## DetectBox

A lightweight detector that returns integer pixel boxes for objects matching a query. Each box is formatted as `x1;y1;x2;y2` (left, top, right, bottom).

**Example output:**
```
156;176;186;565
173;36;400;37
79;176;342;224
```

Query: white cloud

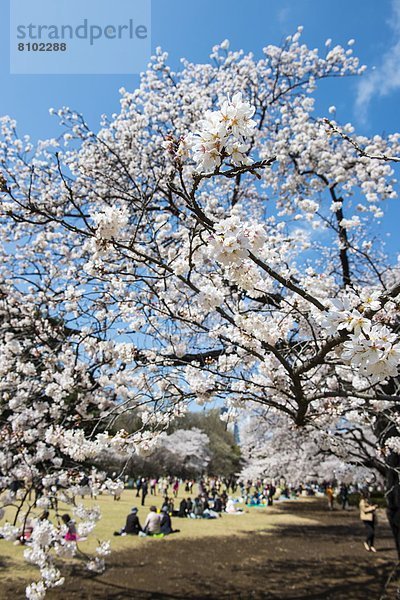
277;6;290;25
355;0;400;122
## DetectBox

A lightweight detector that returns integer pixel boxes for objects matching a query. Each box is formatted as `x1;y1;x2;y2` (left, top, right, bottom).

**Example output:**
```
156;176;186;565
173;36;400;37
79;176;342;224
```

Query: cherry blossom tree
1;28;400;594
239;405;382;485
156;427;211;475
97;426;211;477
0;283;129;596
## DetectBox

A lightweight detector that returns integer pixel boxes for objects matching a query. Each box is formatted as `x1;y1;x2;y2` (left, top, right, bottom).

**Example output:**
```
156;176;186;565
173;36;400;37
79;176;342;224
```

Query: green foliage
347;491;386;508
98;408;243;478
109;411;143;435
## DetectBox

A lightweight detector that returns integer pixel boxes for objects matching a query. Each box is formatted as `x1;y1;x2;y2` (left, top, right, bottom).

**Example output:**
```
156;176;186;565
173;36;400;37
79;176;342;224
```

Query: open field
1;492;399;599
0;487;308;579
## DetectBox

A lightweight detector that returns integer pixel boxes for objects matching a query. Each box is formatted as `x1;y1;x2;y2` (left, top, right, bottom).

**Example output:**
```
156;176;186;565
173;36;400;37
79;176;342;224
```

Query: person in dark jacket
160;507;179;534
213;496;223;513
141;478;148;506
268;484;276;506
125;508;142;534
178;498;188;517
339;484;349;510
192;496;204;518
114;507;142;536
221;490;228;509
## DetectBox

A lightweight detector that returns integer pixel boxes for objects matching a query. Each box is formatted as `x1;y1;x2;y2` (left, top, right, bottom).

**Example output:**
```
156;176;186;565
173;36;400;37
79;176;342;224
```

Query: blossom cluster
342;325;400;382
322;293;400;382
184;92;257;172
207;215;267;265
91;205;129;241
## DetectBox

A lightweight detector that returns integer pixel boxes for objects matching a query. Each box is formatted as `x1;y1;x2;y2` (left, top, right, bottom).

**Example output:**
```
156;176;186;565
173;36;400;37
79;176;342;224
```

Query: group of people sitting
178;495;221;519
115;505;178;537
177;494;243;517
246;487;277;507
151;492;232;519
115;491;245;537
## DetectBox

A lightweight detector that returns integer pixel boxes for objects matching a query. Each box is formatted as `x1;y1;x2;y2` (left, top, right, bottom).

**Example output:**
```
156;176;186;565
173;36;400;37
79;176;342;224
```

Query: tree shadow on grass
6;500;398;600
46;518;398;600
49;555;397;600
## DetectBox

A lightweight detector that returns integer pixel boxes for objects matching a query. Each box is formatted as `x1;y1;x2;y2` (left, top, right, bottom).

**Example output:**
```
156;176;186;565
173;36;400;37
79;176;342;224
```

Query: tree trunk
385;450;400;558
374;405;400;559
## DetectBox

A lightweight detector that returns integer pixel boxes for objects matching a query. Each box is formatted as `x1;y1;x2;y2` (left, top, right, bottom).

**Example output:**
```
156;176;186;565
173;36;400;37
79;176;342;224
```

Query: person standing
141;478;148;506
162;477;169;496
326;485;334;510
268;483;276;506
359;489;378;552
339;483;349;510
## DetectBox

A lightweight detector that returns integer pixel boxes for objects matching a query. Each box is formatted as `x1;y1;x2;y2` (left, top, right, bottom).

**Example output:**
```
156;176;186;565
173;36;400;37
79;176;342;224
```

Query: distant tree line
95;409;243;478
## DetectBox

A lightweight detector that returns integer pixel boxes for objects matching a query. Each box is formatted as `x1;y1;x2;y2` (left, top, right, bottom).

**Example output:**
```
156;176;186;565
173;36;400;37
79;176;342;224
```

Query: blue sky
0;0;399;251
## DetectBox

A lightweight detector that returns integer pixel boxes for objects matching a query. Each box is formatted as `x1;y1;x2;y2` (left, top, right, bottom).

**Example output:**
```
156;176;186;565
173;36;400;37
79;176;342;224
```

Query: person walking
359;489;378;552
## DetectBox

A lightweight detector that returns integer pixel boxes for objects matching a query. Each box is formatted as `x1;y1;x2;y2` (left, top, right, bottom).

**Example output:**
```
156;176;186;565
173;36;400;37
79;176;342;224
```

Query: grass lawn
0;486;309;588
2;493;397;599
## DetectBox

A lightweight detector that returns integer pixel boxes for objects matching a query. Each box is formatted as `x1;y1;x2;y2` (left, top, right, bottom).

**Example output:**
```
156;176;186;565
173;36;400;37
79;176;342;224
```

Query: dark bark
385;449;400;557
374;405;400;558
